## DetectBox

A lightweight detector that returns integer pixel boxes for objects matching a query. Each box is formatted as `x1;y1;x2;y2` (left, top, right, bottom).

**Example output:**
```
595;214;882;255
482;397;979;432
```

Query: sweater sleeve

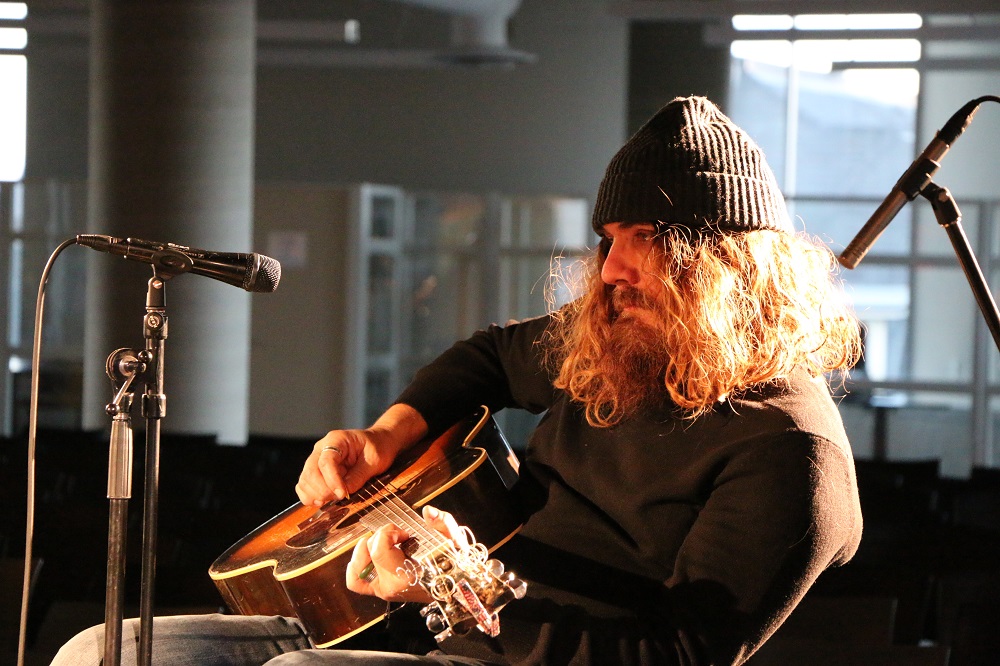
470;433;862;665
661;434;863;664
394;314;558;436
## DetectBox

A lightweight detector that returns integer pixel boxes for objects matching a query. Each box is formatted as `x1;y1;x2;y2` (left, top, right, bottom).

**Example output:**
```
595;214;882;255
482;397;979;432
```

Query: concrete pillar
82;0;257;443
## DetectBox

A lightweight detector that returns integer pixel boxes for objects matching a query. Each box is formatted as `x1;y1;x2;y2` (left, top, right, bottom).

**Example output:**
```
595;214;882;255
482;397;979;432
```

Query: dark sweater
396;314;863;665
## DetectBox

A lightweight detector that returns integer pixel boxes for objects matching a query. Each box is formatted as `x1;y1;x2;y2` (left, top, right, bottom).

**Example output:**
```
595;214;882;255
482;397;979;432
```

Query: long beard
596;287;671;415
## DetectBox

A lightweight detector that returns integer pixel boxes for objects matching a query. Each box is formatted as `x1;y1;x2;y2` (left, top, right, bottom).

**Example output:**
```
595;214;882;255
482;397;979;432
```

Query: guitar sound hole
287;506;356;549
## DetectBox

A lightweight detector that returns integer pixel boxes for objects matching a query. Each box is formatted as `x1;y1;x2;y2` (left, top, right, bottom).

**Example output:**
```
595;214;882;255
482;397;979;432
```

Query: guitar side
208;408;523;647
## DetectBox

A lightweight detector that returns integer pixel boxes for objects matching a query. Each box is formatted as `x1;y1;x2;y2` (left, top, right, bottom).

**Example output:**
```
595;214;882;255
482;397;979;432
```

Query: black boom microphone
76;234;281;293
838;97;987;270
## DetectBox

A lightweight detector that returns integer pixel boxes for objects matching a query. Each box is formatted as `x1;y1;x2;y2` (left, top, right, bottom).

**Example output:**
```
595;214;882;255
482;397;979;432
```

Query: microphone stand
103;354;137;666
139;273;168;666
921;182;1000;354
102;268;172;666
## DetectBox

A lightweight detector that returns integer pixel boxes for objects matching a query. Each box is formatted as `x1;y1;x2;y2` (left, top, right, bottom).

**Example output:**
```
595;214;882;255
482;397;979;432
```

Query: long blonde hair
545;228;863;427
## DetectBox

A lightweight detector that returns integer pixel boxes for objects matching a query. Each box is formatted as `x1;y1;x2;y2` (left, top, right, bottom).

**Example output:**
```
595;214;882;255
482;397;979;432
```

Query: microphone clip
896;156;940;203
149;248;195;282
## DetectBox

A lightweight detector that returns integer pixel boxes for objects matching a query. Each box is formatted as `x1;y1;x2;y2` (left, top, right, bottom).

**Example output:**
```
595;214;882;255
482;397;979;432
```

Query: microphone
838;98;984;269
76;234;281;293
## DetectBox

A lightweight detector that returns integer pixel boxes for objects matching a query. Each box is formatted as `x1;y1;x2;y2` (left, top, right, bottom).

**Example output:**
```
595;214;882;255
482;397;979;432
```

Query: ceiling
10;0;1000;70
609;0;1000;19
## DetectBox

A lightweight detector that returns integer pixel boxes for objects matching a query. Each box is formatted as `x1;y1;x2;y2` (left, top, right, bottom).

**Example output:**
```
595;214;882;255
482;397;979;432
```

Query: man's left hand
346;505;469;603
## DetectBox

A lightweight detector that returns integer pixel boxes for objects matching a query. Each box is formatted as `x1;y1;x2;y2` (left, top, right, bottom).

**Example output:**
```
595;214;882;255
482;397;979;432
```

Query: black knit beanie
592;95;793;234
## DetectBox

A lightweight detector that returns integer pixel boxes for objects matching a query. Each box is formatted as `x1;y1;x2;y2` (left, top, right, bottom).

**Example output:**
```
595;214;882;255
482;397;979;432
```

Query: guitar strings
354;478;451;559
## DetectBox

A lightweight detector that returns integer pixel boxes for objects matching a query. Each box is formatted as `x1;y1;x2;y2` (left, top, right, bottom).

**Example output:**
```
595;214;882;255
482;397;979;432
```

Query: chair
810;564;937;645
934;570;1000;651
748;638;951;666
775;595;898;646
0;557;44;663
949;601;1000;666
854;458;943;526
22;600;106;665
947;471;1000;533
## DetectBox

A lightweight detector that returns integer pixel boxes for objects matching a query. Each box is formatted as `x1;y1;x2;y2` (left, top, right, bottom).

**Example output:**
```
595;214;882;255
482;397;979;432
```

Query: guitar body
209;407;523;647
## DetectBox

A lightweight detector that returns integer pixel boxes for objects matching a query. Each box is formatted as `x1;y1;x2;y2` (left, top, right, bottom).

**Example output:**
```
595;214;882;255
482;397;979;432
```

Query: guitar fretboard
355;484;449;561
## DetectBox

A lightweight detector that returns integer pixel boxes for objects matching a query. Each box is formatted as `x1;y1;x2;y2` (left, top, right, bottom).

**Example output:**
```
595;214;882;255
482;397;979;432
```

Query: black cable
17;237;78;666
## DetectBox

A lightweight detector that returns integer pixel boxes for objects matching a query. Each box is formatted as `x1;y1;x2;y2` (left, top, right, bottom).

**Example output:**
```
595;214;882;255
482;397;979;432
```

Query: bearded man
54;96;863;666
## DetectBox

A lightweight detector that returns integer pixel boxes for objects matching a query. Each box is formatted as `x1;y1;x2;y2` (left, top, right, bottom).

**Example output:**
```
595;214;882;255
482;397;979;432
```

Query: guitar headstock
409;529;527;641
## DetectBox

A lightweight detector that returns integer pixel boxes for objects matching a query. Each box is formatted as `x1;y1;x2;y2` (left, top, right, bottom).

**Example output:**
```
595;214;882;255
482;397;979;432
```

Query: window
0;1;27;182
727;13;998;476
729;13;920;378
401;190;591;445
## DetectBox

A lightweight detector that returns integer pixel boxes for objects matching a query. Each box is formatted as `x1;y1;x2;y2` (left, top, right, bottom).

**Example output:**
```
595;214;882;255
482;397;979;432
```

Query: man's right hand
295;403;429;506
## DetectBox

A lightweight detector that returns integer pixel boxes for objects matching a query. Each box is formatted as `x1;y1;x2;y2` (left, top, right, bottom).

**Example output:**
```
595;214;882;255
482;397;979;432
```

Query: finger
373;524;433;601
297;461;339;506
346;532;377;594
339;459;378;498
369;524;410;574
315;441;349;500
295;477;335;506
294;481;311;505
348;526;410;599
422;505;470;550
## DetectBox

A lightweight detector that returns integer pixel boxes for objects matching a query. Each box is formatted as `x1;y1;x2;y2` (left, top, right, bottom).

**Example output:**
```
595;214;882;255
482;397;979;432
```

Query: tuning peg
506;574;528;599
486;558;505;577
421;605;449;635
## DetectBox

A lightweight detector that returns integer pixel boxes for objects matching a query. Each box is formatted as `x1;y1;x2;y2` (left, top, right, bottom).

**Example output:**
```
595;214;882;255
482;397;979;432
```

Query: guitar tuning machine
506;573;528;600
420;605;448;637
420;603;482;642
485;559;504;577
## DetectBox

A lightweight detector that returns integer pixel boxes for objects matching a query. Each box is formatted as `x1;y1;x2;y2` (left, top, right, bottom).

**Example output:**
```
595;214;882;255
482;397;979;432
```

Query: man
53;95;863;665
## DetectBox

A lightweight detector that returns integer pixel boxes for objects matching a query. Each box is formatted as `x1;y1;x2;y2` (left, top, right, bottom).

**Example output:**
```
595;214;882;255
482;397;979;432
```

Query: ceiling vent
394;0;535;67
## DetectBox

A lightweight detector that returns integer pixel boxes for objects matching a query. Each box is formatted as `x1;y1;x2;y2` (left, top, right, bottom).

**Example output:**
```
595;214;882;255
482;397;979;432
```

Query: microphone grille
250;254;282;293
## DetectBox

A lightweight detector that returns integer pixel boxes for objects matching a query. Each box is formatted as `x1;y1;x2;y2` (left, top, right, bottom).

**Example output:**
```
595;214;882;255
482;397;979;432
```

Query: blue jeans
49;613;492;665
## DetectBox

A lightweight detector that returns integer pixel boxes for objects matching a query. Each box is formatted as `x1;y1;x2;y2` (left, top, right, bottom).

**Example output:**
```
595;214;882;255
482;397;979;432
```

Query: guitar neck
356;489;449;561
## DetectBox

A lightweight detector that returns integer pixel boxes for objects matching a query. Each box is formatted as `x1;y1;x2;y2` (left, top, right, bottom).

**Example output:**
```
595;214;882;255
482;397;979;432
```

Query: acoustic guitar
209;407;526;647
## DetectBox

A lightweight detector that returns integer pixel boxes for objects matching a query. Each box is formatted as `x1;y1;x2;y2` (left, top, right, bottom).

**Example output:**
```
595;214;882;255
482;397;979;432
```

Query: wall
23;17;89;180
249;185;353;436
253;0;630;198
16;0;630;439
246;0;631;436
627;21;729;135
24;0;631;196
20;0;632;206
